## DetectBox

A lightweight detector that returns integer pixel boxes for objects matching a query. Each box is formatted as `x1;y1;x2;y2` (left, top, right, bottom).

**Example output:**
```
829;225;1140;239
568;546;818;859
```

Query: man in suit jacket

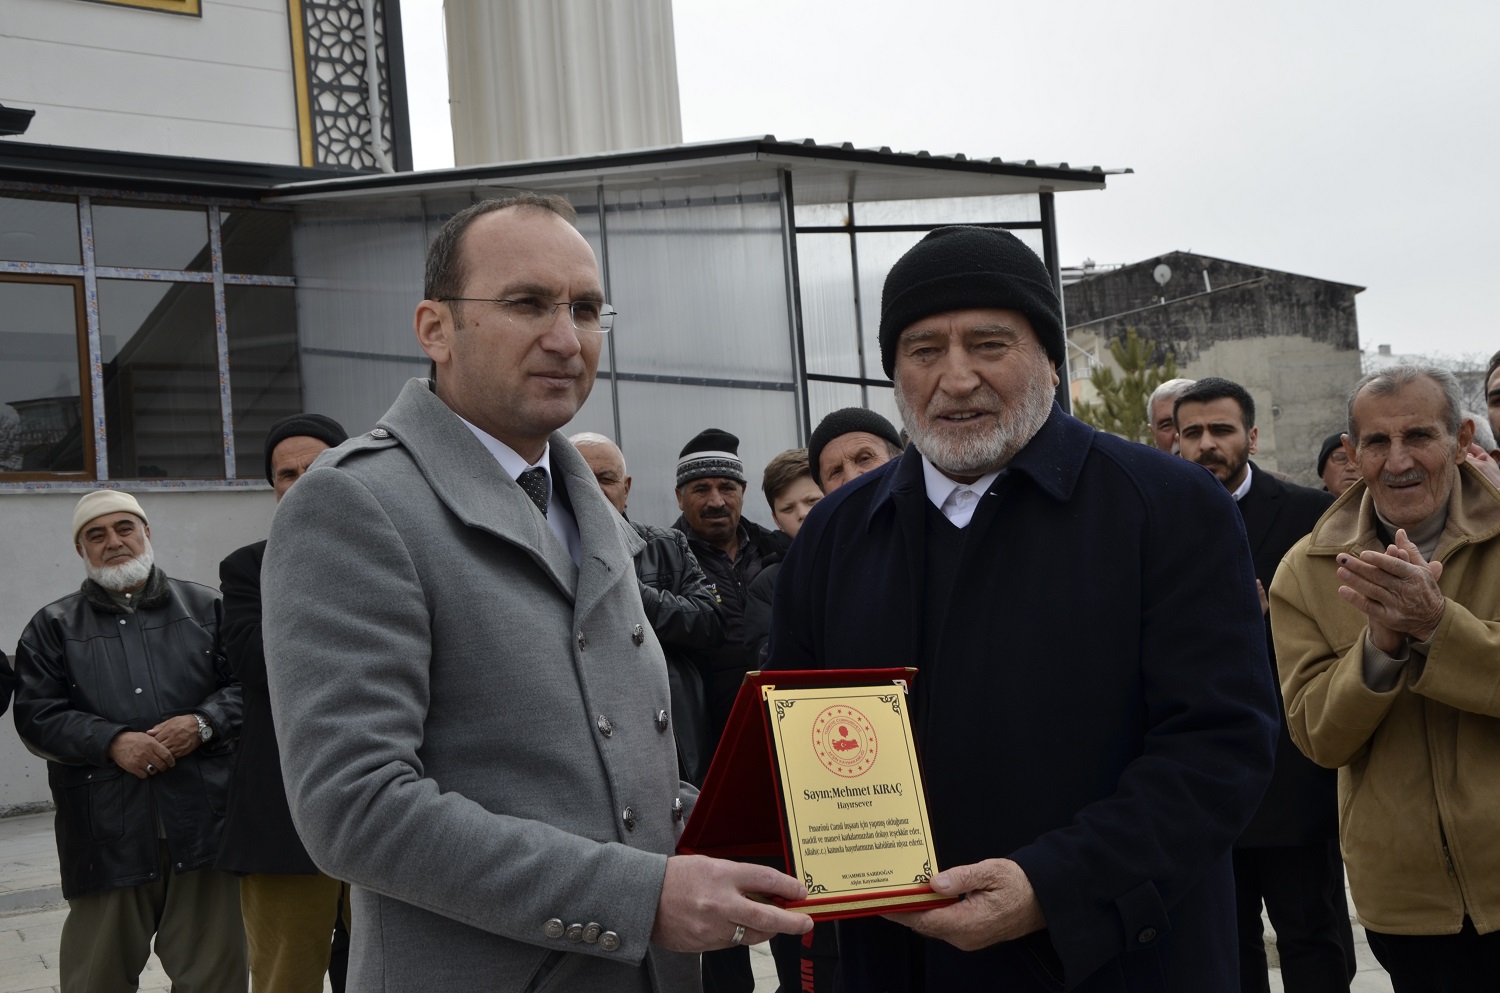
217;412;350;993
1175;377;1354;993
261;194;810;992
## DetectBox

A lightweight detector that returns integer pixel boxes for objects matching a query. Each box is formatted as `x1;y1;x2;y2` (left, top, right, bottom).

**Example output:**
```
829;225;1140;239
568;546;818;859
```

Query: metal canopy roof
0;135;1128;205
264;136;1128;204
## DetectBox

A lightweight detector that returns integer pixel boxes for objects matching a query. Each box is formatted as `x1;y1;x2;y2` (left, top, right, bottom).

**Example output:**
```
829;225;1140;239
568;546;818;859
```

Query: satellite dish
1153;264;1172;286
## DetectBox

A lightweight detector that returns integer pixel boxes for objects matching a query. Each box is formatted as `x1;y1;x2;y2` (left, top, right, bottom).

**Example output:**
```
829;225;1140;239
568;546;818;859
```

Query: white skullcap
72;490;148;544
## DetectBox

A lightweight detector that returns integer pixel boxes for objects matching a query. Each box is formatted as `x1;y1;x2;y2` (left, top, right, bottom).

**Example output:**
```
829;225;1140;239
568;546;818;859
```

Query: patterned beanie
676;428;746;488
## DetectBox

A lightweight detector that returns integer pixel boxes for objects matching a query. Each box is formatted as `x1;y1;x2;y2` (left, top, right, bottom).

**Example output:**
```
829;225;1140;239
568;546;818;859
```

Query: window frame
0;273;96;482
0;184;296;490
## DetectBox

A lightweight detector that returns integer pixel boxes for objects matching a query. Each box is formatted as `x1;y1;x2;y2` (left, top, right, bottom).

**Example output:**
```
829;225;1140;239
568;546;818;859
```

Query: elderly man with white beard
13;490;245;993
768;226;1278;992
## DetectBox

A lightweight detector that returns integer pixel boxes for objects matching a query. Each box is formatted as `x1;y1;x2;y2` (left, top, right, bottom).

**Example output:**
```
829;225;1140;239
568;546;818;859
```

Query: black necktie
517;467;549;517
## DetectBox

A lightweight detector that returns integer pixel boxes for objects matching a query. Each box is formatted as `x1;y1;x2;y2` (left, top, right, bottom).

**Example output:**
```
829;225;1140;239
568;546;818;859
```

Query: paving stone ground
0;811;1384;992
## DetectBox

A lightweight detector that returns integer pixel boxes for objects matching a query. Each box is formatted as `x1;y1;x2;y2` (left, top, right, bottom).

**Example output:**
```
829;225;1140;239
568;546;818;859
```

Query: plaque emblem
811;705;878;778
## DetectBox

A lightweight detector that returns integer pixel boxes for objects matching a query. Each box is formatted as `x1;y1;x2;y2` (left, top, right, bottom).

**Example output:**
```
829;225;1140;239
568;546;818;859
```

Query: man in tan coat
1271;364;1500;992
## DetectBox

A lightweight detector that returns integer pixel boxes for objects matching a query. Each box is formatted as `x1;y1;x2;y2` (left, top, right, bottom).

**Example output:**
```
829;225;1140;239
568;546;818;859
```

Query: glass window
604;190;793;382
854;230;929;383
0;194;81;265
225;286;302;479
221;209;294;276
793;203;851;228
794;233;862;379
99;279;222;478
0;276;89;475
806;383;901;444
93;203;211;272
849;195;1041;227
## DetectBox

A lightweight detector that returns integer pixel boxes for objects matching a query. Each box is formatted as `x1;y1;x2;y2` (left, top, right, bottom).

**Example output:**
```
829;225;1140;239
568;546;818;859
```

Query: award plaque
678;668;953;920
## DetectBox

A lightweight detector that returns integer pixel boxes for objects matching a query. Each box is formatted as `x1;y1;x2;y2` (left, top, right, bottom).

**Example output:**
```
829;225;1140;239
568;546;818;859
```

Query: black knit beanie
807;408;903;487
1316;432;1346;476
878;226;1065;378
676;428;746;489
263;413;349;484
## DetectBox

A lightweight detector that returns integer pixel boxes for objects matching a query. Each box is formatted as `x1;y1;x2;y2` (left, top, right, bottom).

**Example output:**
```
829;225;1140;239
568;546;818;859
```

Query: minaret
444;0;682;165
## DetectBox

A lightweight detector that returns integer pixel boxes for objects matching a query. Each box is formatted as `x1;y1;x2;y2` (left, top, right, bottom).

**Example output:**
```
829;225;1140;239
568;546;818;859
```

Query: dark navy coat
1234;464;1337;848
769;406;1278;992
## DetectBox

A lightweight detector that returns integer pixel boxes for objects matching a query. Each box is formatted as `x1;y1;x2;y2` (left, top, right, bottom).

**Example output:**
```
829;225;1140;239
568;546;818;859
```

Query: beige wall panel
0;0;299;163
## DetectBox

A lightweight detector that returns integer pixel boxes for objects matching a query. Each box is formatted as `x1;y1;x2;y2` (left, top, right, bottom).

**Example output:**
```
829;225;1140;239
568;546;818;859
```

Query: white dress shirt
920;456;1003;529
458;417;582;566
1229;463;1254;503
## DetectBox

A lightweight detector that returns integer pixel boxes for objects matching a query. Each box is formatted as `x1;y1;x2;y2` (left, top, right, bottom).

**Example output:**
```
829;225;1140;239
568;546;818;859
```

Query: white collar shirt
458;417;582;565
1230;463;1254;503
920;456;1003;529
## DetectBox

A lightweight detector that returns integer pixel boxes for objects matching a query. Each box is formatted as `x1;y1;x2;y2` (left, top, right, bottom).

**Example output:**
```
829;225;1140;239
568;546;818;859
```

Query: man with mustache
13;490;245;991
261;195;811;992
770;226;1278;991
1272;366;1500;992
671;427;791;993
672;428;790;743
1174;378;1354;993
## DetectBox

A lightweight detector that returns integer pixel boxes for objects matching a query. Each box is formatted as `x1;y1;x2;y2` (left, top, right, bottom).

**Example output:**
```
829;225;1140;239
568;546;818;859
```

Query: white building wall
0;0;300;164
1;489;277;813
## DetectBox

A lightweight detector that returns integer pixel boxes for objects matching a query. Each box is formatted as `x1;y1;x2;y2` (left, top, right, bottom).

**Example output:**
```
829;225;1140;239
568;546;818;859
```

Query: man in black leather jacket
571;432;724;785
13;490;245;992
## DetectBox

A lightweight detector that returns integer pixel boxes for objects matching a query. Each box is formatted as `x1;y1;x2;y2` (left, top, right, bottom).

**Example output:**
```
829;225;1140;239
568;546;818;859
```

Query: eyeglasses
437;296;617;333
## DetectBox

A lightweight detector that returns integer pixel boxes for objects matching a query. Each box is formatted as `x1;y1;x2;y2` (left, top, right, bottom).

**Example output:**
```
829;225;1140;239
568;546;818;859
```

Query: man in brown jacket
1271;364;1500;992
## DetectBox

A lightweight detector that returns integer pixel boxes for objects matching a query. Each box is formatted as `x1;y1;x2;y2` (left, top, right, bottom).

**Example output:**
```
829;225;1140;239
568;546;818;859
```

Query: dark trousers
702;944;754;993
1234;842;1354;992
59;844;245;993
1367;917;1500;993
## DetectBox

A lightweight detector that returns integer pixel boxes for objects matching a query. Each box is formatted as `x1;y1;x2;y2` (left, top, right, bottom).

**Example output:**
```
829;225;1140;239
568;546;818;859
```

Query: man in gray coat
262;193;810;992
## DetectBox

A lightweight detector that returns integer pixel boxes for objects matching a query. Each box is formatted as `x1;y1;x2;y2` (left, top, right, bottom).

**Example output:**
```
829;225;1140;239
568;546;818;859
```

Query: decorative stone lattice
302;0;395;172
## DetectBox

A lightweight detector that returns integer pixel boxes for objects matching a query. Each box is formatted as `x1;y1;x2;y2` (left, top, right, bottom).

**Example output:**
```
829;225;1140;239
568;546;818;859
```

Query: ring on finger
730;924;746;945
146;764;157;775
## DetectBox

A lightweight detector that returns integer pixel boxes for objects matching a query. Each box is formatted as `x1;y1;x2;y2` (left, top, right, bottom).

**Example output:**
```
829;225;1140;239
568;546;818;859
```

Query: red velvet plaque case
677;668;954;920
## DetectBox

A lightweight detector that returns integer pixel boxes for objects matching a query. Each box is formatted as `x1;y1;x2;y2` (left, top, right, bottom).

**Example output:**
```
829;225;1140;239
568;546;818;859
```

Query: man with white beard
13;490;245;992
768;226;1278;992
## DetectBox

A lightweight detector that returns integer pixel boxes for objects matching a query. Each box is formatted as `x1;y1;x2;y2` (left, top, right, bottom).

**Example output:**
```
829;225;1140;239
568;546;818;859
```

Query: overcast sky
401;0;1496;362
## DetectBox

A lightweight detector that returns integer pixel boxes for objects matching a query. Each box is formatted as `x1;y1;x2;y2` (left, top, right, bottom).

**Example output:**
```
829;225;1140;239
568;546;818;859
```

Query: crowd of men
1;193;1497;993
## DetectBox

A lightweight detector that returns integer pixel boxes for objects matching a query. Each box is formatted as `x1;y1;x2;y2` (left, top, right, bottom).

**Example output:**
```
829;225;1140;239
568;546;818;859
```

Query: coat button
599;931;621;952
577;633;588;650
672;797;684;821
371;427;389;438
565;923;584;942
596;715;614;737
583;922;602;944
543;918;565;939
1137;927;1157;944
655;709;669;733
135;688;142;694
632;624;645;645
119;619;127;625
622;806;636;831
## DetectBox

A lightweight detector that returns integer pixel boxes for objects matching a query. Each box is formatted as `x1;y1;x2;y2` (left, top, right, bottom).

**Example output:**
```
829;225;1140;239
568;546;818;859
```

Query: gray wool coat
262;379;699;993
